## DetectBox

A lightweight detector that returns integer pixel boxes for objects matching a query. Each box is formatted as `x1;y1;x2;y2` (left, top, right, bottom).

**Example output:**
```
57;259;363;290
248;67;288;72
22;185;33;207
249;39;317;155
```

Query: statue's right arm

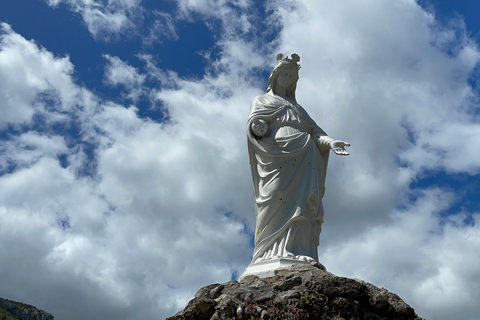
251;118;268;137
315;134;351;155
315;134;334;150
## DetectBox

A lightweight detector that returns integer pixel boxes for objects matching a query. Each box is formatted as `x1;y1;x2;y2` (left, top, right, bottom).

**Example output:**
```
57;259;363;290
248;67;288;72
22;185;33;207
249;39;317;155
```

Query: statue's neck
267;90;296;104
273;84;287;98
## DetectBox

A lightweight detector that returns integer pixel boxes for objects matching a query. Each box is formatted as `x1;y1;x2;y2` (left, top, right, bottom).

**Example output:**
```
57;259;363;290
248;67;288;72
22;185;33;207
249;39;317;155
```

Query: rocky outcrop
0;297;54;320
167;263;424;320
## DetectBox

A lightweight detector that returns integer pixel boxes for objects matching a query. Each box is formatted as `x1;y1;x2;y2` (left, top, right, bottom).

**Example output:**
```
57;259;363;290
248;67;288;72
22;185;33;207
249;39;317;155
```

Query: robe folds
247;94;330;264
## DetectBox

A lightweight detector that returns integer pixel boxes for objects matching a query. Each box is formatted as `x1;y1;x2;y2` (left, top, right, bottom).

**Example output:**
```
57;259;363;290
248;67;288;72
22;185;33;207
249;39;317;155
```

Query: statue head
267;53;301;101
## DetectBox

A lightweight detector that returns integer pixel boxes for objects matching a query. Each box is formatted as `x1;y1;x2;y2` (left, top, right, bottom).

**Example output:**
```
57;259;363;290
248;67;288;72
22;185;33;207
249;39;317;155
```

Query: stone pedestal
238;258;325;281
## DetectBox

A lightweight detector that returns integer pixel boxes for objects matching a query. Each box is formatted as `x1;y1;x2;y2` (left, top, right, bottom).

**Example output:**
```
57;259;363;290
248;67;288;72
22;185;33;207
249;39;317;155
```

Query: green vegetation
0;306;19;320
0;297;51;320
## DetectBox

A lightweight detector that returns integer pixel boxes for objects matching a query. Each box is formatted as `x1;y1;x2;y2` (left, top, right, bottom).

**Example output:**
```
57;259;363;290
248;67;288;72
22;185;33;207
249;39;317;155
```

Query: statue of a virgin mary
240;53;350;279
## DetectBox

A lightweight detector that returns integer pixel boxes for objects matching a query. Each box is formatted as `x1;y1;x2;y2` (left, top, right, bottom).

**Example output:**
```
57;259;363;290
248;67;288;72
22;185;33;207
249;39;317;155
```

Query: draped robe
247;94;330;264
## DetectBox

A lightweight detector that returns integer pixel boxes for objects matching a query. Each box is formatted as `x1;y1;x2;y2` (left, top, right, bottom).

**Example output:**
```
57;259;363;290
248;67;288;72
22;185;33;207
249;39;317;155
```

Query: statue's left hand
330;140;350;156
251;119;268;137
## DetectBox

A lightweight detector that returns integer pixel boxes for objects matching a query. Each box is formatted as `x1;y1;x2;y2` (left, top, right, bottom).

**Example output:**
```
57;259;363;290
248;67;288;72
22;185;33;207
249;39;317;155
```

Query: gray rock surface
0;297;54;320
167;263;424;320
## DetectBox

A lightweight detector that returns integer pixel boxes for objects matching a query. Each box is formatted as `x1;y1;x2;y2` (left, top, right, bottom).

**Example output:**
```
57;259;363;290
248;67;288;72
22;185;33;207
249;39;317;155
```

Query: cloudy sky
0;0;479;319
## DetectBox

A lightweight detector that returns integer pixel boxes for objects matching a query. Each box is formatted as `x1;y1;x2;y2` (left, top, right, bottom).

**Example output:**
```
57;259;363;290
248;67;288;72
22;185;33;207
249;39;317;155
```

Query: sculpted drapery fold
241;53;349;279
247;94;330;263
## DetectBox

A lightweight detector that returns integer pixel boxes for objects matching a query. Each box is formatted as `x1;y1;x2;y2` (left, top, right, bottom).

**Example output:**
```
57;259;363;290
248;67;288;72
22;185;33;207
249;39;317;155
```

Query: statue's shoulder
252;94;268;104
250;94;267;112
252;93;278;107
249;94;284;120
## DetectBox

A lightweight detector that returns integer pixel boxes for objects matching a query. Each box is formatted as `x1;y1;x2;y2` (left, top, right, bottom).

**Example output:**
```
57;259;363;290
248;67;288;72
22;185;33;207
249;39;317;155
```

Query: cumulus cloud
321;188;480;320
176;0;253;36
0;23;77;129
0;20;257;320
264;0;480;319
45;0;141;39
44;0;256;43
103;54;146;101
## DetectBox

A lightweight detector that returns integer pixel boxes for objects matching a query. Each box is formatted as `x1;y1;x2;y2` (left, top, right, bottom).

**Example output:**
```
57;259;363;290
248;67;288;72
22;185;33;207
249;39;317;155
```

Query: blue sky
0;1;479;320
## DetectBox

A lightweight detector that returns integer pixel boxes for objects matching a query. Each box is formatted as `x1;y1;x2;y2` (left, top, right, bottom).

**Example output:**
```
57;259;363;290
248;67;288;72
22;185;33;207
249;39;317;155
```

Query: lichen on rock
0;297;54;320
167;263;424;320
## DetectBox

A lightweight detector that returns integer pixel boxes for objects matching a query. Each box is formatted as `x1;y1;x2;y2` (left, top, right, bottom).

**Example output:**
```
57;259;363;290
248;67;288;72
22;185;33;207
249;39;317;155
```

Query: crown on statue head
276;53;301;70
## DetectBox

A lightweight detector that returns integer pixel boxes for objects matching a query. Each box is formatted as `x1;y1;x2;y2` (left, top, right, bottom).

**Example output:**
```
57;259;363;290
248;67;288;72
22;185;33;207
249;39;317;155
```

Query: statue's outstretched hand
330;140;350;156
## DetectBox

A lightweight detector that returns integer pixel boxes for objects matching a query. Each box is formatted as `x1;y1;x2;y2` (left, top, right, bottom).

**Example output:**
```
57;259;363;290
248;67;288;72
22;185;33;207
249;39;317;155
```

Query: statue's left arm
296;104;350;156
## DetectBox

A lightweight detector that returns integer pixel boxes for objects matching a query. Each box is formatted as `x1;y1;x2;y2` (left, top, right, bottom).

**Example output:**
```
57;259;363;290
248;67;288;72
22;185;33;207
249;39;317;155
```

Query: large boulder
167;263;424;320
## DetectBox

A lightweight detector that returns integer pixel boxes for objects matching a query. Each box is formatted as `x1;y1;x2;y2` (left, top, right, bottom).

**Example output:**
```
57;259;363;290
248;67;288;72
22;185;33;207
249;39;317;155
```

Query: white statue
240;53;350;280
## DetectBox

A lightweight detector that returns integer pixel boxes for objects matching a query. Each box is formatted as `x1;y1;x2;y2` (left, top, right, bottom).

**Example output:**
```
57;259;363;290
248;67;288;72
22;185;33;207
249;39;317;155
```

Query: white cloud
176;0;253;35
266;0;480;319
143;11;179;45
45;0;141;39
0;132;68;173
0;23;77;129
44;0;255;45
0;20;257;320
103;55;146;101
321;188;480;320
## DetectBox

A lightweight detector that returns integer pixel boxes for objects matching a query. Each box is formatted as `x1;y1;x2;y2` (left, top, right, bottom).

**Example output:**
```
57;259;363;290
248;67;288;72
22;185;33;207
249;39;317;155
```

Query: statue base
238;258;326;281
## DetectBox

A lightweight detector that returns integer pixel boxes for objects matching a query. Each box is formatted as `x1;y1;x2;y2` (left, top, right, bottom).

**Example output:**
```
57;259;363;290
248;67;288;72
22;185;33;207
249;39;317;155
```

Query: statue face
275;66;297;90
